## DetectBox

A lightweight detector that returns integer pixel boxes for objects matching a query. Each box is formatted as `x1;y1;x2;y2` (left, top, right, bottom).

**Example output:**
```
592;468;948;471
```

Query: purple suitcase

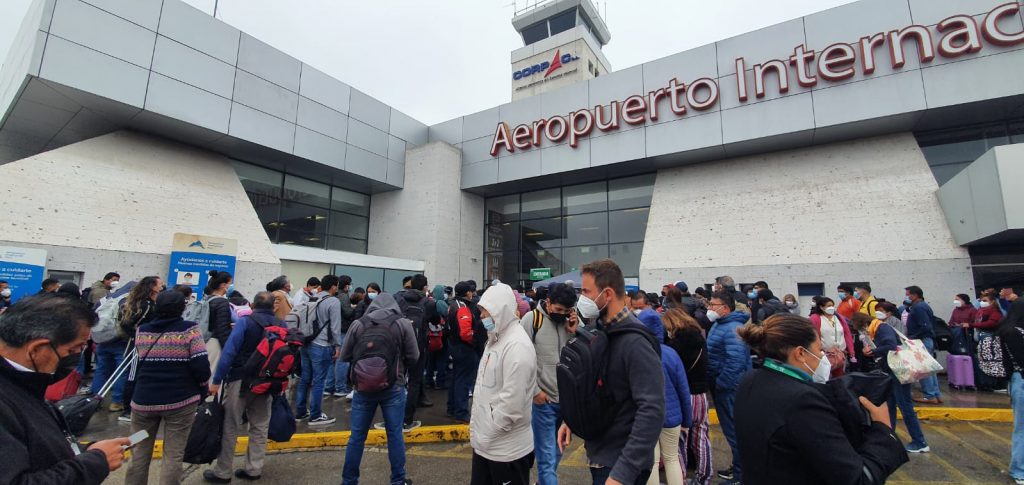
947;354;975;390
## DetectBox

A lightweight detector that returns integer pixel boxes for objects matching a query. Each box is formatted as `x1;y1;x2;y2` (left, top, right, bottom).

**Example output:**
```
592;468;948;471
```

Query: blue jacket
706;310;752;392
871;322;901;374
906;301;935;340
638;310;693;429
213;309;281;384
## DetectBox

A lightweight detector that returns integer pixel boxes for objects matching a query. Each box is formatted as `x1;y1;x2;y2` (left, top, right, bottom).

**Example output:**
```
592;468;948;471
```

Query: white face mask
576;294;600;320
980;301;991;309
706;309;721;323
0;289;10;298
109;280;120;289
874;311;887;320
801;347;832;384
953;300;963;308
632;309;642;316
824;306;836;316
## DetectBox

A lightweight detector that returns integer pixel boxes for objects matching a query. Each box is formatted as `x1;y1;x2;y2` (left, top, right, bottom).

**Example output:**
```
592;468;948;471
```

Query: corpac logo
188;240;205;249
512;49;579;81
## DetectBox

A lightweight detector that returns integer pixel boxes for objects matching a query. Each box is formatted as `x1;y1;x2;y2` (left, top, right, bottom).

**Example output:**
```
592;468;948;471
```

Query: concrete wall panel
145;72;231;133
39;36;149;108
228;102;295;153
349;89;391;132
157;0;240;65
50;0;156;68
293;126;345;171
233;69;299;122
83;0;162;31
298;65;350;115
237;33;300;91
297;96;347;141
152;35;235;98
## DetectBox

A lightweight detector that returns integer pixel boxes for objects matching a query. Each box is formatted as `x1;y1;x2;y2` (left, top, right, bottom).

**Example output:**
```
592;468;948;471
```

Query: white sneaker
345;391;354;401
333;391;347;398
308;414;336;426
403;421;421;433
1014;478;1024;485
322;391;332;396
373;421;386;430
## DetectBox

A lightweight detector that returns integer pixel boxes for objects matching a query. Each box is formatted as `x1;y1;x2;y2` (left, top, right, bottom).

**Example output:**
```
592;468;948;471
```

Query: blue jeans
533;402;563;485
295;344;333;417
1010;372;1024;480
326;333;350;394
919;337;941;400
713;387;741;480
342;386;408;485
888;377;927;446
91;340;128;403
447;344;478;421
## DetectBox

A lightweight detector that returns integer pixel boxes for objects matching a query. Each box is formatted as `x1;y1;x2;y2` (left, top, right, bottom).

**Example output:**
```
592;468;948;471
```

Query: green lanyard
762;358;812;383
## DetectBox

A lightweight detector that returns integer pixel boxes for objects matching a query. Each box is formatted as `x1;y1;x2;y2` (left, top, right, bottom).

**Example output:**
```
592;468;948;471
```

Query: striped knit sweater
130;316;211;412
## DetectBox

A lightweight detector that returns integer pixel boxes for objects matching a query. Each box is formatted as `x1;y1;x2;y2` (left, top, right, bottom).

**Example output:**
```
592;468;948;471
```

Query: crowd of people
1;261;1023;485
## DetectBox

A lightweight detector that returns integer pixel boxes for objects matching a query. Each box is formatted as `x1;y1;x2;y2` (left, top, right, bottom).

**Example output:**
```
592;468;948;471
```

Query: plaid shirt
599;305;631;329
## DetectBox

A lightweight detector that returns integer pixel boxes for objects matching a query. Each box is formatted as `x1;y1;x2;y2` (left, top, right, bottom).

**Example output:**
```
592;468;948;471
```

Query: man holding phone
0;295;132;485
522;283;578;485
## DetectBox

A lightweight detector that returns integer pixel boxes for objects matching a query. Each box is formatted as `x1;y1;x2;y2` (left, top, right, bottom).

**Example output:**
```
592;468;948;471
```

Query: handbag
886;328;943;384
949;326;970;356
268;393;296;442
184;390;225;464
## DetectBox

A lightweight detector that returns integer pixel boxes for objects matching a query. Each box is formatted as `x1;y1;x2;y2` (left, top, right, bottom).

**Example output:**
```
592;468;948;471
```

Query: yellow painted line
968;422;1012;446
894;428;972;484
926;424;1005;470
145;407;1009;458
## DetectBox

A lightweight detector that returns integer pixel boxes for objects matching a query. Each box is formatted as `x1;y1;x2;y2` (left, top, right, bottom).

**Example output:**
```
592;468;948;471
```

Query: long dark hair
207;271;232;295
809;296;834;316
123;276;160;324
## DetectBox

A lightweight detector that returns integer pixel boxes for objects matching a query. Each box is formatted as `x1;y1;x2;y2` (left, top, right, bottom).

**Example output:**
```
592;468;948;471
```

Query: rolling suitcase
45;369;83;402
946;354;975;390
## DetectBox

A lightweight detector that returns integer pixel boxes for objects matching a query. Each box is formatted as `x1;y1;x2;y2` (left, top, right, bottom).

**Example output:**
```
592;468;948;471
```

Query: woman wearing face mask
734;314;908;484
974;294;1005;392
782;294;799;315
948;294;977;355
863;301;930;453
808;296;854;379
663;309;712;485
353;282;380;321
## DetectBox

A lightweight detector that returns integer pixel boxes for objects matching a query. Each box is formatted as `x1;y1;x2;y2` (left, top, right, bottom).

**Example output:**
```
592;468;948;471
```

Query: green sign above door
530;268;552;281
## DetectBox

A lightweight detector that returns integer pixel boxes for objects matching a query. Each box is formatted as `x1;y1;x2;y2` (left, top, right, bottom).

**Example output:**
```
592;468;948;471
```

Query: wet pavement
80;375;1012;442
97;420;1018;485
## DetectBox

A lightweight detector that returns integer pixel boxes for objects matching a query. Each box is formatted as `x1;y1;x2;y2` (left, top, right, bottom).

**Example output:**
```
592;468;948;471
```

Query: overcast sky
2;0;857;125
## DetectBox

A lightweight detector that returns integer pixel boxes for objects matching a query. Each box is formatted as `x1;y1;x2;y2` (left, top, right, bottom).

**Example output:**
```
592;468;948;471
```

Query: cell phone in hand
124;430;149;449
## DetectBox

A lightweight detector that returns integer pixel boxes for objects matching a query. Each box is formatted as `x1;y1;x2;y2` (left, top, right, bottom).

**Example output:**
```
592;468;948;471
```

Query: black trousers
471;451;534;485
403;350;427;424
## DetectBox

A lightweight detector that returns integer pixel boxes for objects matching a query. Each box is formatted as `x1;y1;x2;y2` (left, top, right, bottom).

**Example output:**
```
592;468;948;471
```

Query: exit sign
530;268;552;281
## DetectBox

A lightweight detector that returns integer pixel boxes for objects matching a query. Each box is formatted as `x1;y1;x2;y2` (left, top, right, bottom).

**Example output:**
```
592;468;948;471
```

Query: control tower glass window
549;8;577;36
522;21;548;45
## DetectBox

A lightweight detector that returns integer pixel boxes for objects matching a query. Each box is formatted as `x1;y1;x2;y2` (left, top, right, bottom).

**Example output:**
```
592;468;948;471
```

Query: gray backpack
285;296;328;345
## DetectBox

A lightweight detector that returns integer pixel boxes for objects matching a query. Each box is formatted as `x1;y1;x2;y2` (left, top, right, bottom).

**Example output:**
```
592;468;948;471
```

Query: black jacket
667;327;709;394
118;298;155;341
207;295;233;345
447;297;486;354
735;366;908;485
756;298;788;323
0;360;109;484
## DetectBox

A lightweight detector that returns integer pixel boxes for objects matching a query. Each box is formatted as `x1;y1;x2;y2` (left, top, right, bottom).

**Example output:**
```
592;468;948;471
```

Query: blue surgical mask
838;292;847;299
904;297;912;305
747;291;757;299
853;291;861;300
367;292;377;300
482;317;496;332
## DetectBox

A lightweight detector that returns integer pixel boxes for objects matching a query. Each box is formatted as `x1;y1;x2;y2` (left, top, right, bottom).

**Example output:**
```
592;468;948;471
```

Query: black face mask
549;313;569;325
50;344;82;382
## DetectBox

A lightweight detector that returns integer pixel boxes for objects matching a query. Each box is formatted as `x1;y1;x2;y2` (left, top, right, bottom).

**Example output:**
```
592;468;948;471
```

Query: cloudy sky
1;0;857;125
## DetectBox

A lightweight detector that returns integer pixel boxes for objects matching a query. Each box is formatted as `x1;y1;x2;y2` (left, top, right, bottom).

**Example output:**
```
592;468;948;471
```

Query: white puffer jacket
470;283;537;462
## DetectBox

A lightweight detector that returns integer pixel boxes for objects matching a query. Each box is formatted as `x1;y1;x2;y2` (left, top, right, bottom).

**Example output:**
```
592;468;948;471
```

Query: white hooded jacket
470;283;537;462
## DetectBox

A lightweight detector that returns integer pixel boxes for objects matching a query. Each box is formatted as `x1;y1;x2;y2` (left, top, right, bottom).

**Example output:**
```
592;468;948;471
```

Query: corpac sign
167;233;237;299
513;49;579;81
491;2;1024;156
0;246;47;304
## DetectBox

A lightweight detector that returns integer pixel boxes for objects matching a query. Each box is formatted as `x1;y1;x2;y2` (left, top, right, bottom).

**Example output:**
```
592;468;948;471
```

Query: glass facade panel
562;245;608;274
609;174;656;210
485;251;520;286
333;265;384;289
609;243;643;278
384;269;419;294
521;217;561;249
487;222;520;252
548;8;577;36
563;181;606;215
609;208;649;243
563;212;608;246
486;194;520;224
233;160;369;253
522;21;548;45
522;248;562;278
915;121;1020;185
521;188;561;220
283;175;331;208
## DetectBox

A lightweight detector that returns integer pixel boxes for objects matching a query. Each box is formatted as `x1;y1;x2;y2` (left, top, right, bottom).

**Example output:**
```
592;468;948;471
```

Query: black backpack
350;313;403;392
932;316;952;352
397;293;428;334
557;322;659;441
184;393;225;464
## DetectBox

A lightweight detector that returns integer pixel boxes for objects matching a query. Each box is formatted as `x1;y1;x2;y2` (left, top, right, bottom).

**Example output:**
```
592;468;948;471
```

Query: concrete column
368;141;483;287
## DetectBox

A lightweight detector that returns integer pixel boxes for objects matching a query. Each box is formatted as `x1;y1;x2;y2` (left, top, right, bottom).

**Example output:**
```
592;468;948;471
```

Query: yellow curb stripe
147;407;1009;458
926;424;1005;470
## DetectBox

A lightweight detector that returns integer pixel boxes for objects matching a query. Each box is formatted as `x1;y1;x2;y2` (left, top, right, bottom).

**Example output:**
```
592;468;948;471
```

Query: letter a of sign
544;50;563;78
490;122;514;156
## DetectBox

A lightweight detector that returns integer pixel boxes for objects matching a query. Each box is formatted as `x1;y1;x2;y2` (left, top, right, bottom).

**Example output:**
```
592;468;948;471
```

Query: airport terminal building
1;0;1023;305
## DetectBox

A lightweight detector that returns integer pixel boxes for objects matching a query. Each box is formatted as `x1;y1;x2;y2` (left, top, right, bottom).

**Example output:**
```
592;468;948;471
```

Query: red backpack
243;325;305;395
427;318;445;352
455;301;474;345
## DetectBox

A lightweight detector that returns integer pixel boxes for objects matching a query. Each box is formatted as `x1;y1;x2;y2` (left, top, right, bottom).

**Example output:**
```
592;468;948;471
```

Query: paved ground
98;420;1017;485
81;376;1012;441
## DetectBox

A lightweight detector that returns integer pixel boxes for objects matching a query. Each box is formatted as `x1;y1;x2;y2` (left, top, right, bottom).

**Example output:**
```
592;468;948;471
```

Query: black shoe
417;398;434;408
717;467;734;480
234;469;261;480
203;470;231;483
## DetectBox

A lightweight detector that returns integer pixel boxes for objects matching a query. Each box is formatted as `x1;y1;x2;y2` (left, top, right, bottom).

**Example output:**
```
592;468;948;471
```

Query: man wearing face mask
0;295;133;484
705;292;752;484
87;272;121;305
904;286;942;405
522;283;578;485
734;314;908;484
557;259;664;485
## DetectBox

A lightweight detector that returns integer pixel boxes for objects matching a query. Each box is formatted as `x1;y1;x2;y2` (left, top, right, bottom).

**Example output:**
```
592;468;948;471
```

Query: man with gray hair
205;290;281;483
0;295;132;484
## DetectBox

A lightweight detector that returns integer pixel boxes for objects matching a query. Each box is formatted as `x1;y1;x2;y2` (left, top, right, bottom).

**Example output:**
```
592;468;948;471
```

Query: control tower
510;0;612;101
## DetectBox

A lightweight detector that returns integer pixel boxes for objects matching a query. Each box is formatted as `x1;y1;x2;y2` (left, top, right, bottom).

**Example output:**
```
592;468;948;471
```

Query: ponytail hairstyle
206;271;232;295
736;314;818;362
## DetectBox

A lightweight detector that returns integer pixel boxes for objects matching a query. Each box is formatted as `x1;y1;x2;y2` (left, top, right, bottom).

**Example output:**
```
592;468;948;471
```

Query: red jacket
973;305;1002;329
948;305;977;326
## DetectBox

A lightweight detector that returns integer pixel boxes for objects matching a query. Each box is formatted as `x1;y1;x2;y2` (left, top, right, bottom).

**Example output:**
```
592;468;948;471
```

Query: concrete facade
0;130;281;297
641;133;973;300
367;142;484;287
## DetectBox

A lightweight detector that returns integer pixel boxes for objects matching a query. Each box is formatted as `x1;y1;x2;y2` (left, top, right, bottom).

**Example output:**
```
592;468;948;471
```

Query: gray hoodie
521;301;572;403
311;290;342;348
340;292;419;387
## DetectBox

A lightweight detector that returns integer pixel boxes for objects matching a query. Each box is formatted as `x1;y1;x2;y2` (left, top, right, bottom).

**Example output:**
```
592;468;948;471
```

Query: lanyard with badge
762;358;811;383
